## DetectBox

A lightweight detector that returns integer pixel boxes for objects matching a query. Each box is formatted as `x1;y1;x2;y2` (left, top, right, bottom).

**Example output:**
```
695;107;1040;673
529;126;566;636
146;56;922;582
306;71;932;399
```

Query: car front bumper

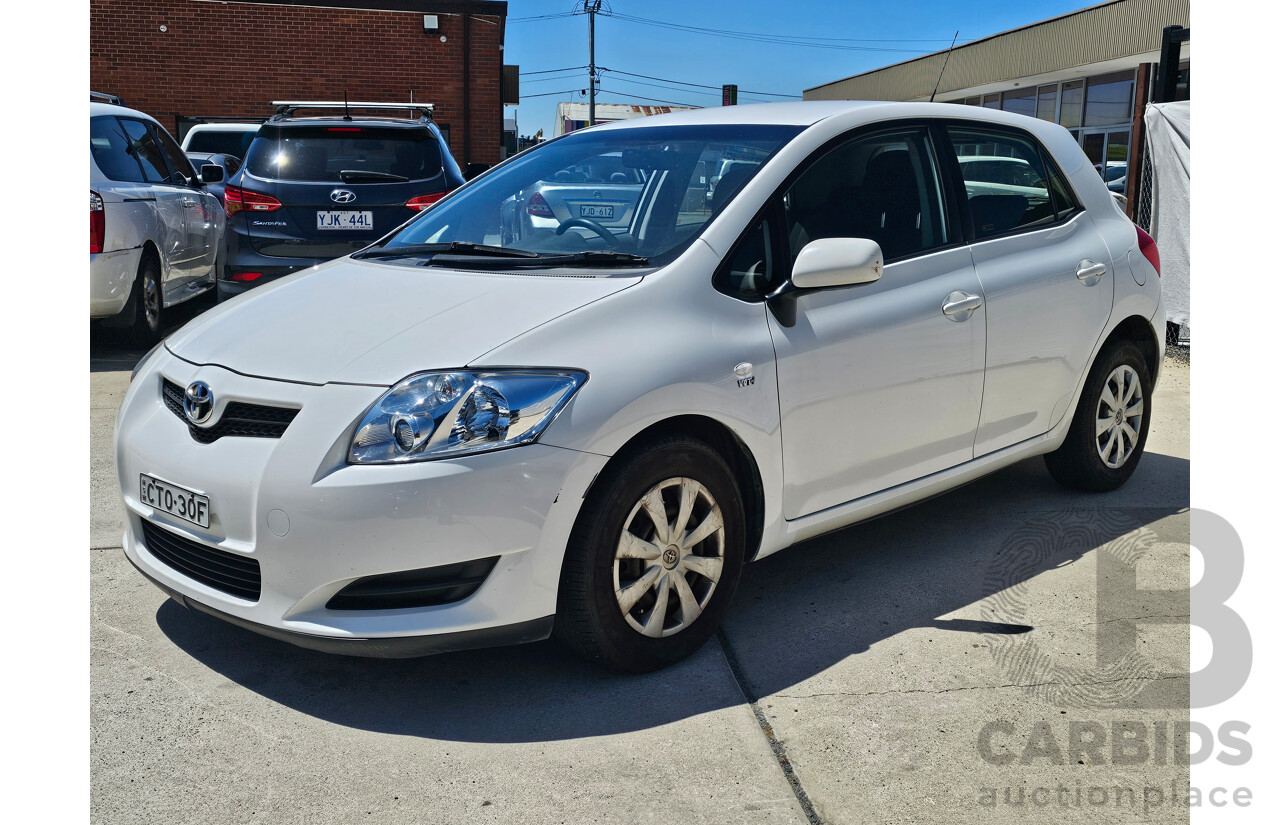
116;348;608;656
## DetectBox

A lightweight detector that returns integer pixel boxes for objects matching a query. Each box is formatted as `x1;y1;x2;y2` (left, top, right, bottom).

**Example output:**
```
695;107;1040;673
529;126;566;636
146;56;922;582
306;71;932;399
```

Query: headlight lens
348;370;586;464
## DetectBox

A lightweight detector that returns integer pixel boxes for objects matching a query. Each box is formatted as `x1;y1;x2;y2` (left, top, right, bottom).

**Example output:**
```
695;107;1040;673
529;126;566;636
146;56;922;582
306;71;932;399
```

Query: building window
1059;80;1084;129
1000;87;1036;119
982;94;1001;109
965;96;981;106
1083;70;1135;127
1035;85;1057;121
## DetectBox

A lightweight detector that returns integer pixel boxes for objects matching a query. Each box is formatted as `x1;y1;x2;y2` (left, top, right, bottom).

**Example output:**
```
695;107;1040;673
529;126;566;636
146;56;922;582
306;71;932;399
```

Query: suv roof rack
90;91;125;106
269;101;434;122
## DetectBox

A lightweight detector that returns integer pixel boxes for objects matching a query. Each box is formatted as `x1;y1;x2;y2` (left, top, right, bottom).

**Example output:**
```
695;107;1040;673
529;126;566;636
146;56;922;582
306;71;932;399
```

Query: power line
508;12;577;23
519;66;587;76
604;12;940;53
519;88;588;99
603;68;800;98
594;88;704;108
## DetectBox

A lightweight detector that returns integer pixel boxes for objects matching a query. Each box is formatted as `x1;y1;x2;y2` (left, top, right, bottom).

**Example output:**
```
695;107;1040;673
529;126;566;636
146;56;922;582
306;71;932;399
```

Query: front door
769;126;987;520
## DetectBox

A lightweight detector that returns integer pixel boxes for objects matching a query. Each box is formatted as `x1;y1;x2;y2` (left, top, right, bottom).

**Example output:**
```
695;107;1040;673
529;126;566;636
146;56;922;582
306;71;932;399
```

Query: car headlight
348;370;587;464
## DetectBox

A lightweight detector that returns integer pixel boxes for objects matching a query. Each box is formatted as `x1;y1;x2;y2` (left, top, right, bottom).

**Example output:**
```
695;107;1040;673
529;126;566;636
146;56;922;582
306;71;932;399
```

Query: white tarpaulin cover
1144;100;1190;328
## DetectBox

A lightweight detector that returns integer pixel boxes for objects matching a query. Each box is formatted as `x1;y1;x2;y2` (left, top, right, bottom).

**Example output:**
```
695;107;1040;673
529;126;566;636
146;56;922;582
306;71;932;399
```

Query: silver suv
90;100;226;343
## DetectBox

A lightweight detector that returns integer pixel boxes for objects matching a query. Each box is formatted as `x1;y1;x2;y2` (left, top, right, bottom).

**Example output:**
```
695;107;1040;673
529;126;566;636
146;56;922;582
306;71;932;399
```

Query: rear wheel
555;435;746;671
1044;341;1152;491
129;254;163;346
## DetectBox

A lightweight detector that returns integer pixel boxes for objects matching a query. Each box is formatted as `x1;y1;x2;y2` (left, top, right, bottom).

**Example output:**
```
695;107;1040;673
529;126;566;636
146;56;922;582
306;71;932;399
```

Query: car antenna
929;31;960;103
343;91;352;122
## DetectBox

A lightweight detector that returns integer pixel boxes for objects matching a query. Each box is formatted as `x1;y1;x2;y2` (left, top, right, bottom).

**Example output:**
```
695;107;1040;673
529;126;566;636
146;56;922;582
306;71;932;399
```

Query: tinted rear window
186;129;257;158
90;116;143;181
244;126;443;182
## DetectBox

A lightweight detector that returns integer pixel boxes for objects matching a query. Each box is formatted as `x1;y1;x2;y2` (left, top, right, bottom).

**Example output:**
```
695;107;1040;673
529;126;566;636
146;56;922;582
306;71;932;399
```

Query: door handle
1076;259;1107;285
942;291;983;319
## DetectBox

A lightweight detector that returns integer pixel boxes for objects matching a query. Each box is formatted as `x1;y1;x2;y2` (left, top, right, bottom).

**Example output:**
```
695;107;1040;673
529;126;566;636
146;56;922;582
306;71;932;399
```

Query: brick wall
89;0;505;166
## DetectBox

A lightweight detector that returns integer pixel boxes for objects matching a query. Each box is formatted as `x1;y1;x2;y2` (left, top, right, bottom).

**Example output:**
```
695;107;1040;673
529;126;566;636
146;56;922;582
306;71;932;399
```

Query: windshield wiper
338;170;409;182
355;242;542;260
425;250;650;269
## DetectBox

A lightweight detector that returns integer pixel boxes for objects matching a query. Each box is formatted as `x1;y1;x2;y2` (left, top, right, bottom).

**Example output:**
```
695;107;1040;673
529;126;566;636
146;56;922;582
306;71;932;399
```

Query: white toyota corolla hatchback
116;102;1164;672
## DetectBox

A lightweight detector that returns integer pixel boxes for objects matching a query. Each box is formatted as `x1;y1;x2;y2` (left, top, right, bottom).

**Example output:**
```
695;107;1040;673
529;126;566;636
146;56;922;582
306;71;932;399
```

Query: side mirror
790;237;883;289
200;164;225;183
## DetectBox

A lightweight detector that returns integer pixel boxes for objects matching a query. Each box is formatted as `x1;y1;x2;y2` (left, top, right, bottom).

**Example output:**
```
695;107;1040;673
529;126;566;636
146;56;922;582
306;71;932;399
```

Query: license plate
316;211;374;230
140;474;210;529
579;204;614;220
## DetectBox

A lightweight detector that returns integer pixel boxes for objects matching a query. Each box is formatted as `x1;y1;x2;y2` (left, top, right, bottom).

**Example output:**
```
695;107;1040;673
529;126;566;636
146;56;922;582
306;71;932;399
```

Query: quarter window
783;128;948;262
948;127;1059;239
150;122;196;184
90;116;144;182
715;215;775;301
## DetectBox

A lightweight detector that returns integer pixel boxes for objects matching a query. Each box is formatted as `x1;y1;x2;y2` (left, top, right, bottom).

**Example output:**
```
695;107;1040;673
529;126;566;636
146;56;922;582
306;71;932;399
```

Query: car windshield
379;123;802;266
245;125;444;183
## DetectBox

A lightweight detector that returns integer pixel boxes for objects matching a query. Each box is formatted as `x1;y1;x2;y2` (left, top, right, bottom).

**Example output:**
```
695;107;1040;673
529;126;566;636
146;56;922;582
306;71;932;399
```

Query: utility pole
586;0;602;126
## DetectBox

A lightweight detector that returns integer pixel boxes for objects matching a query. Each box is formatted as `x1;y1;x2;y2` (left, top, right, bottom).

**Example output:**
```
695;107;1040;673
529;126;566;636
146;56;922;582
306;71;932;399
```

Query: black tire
128;253;164;347
555;435;746;672
1044;340;1152;492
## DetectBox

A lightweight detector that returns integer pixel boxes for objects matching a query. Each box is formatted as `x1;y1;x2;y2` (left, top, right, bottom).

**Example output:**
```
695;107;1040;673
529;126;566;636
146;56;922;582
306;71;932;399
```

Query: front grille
140;519;261;601
162;379;299;444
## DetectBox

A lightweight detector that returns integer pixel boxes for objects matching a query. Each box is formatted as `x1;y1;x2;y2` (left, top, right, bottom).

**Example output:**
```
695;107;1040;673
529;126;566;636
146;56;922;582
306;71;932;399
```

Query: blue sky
503;0;1095;137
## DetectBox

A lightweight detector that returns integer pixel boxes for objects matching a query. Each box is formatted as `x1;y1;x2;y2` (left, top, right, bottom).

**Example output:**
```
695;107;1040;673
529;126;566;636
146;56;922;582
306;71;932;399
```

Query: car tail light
527;192;554;218
90;190;105;254
406;191;449;211
1135;225;1160;277
231;272;263;282
224;185;282;217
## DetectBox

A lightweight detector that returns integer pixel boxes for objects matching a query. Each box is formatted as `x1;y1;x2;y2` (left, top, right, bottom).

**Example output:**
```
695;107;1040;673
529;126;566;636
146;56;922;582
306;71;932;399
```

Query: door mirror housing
790;237;883;289
200;163;225;184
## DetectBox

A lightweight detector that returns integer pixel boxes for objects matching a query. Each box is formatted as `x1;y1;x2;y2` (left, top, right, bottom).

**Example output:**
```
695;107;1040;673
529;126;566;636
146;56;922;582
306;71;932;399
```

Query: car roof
265;116;430;129
90;100;158;123
186;123;261;132
587;100;1070;137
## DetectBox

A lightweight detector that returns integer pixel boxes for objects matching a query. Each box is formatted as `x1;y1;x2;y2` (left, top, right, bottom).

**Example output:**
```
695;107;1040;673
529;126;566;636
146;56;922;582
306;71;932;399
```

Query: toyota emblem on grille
184;381;214;425
330;189;357;204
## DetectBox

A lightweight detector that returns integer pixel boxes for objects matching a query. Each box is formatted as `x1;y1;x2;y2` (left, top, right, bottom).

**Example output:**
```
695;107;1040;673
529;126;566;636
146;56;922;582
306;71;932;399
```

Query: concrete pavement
91;339;1190;824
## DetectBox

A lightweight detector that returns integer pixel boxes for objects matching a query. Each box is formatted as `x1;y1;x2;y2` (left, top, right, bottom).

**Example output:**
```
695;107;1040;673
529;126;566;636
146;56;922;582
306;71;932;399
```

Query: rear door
118;118;191;292
942;124;1113;457
241;125;448;260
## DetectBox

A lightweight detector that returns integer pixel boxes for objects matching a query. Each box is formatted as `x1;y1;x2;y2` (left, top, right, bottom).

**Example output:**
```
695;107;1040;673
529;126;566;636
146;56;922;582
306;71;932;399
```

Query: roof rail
90;90;125;106
269;101;435;121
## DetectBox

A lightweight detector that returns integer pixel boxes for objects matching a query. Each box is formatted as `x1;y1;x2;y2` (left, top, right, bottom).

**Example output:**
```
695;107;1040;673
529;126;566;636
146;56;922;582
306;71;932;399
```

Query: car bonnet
163;257;640;386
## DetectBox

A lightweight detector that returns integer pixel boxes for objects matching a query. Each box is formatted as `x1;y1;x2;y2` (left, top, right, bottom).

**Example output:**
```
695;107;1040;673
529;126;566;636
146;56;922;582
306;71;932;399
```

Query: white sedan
116;101;1164;672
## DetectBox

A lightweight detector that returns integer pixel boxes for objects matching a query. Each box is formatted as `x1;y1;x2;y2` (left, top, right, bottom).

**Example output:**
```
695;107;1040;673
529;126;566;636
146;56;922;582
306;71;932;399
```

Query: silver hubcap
613;477;725;638
1095;364;1143;469
143;270;160;329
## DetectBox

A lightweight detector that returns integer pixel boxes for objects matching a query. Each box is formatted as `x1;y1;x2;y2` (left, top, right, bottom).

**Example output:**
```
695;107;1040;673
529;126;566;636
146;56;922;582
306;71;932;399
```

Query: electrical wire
519;89;588;99
519;66;587;76
604;12;940;53
602;68;800;98
593;88;704;108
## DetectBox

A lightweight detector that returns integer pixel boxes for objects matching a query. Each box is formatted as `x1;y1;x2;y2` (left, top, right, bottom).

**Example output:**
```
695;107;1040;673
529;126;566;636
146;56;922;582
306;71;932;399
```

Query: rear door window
947;127;1063;238
90;116;144;181
245;126;444;183
118;119;171;184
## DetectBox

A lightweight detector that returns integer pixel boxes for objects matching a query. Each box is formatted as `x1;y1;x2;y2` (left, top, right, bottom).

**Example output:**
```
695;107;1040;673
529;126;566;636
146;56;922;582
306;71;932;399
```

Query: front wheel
1044;341;1152;491
555;436;746;671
